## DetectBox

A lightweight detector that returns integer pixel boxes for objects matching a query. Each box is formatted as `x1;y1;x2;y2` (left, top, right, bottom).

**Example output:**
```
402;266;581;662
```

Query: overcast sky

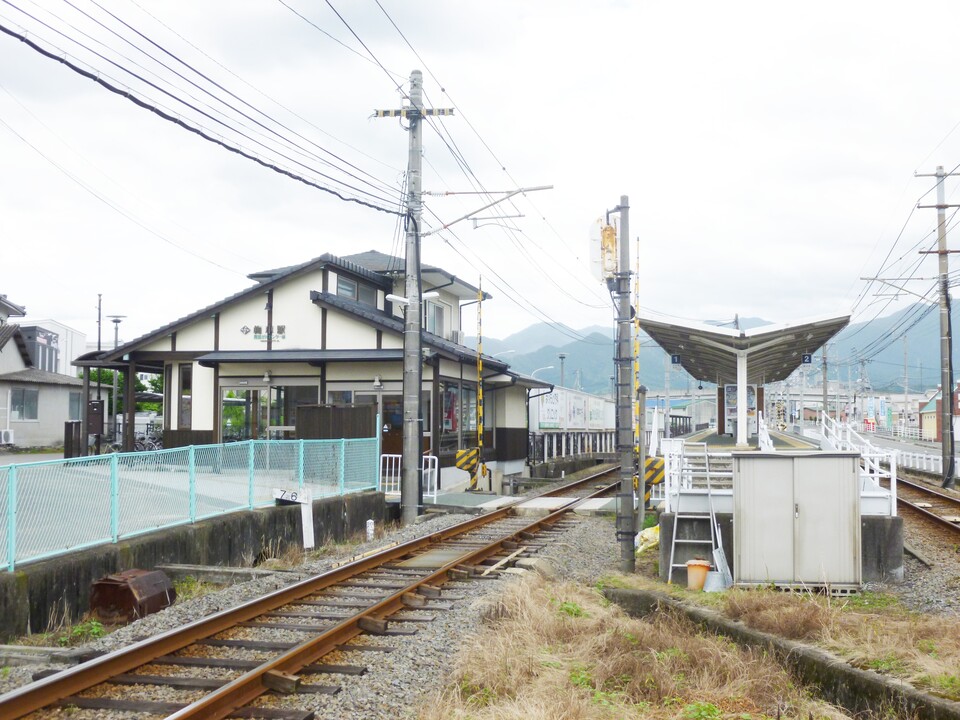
2;1;960;350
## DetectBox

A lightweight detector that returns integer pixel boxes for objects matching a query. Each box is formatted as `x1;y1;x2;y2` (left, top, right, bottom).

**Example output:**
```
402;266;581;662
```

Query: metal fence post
6;466;16;572
110;453;119;543
375;413;381;487
298;439;305;490
339;439;346;495
189;445;197;523
248;441;256;509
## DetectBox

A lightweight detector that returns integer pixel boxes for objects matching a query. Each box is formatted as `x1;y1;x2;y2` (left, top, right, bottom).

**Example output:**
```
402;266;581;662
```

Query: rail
821;413;897;516
526;430;616;464
378;454;439;500
1;437;380;572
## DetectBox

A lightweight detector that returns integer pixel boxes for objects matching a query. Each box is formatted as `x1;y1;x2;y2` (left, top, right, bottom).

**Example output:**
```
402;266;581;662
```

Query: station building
77;251;549;489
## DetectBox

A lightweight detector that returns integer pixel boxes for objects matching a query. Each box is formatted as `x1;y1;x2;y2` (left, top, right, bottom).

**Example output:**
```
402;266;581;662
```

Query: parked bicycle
134;432;163;452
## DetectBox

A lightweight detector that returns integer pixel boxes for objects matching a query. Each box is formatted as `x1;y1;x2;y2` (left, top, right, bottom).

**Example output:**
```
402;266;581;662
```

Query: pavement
0;451;64;467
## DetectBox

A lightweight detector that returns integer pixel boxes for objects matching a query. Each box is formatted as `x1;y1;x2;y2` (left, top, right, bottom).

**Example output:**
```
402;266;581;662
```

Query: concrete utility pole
822;344;828;422
917;165;960;489
558;353;567;388
903;335;909;434
609;195;636;573
664;358;671;439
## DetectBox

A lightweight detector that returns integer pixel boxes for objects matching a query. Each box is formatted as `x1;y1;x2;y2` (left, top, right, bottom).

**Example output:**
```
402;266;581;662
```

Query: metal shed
733;451;861;590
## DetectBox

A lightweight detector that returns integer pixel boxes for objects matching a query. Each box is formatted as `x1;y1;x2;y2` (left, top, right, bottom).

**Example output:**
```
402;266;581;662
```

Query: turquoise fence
1;437;380;571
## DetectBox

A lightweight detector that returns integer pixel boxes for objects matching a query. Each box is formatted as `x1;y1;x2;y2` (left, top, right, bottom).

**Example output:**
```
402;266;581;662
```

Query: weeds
58;619;105;647
173;575;221;603
418;576;849;719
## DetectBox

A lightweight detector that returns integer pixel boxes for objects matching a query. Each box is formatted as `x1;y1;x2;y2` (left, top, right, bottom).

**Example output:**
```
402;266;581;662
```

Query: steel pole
615;195;636;573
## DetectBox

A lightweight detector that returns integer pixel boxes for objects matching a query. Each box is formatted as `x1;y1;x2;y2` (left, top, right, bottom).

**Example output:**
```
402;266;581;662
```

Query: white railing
379;454;439;501
757;411;775;451
660;439;732;513
821;413;897;517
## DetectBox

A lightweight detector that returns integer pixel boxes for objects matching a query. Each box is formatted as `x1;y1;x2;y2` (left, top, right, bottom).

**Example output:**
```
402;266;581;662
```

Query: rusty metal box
90;569;176;623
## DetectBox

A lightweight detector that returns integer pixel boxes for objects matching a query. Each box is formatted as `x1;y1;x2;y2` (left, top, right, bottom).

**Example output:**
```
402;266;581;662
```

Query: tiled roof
0;367;81;386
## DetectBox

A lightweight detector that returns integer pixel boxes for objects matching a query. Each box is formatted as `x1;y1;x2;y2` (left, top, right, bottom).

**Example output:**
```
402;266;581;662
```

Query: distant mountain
470;305;957;396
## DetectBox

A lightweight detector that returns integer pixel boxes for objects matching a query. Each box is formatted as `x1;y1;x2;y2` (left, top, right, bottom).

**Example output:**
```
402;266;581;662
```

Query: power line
0;17;403;217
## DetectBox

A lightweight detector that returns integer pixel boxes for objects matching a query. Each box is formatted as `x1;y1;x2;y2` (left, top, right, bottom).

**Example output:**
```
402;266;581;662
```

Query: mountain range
471;302;952;396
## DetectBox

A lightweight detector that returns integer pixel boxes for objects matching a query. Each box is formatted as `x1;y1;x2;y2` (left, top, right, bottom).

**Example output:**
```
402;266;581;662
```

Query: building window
337;275;377;308
69;391;82;421
11;387;39;421
178;363;192;430
425;300;448;337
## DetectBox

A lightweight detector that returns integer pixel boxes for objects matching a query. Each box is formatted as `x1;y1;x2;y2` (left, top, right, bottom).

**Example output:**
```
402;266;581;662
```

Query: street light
492;350;515;358
558;353;567;388
531;365;554;378
107;314;125;441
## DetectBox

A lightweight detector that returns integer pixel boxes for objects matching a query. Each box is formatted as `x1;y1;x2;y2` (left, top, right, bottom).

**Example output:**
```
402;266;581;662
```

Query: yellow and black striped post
474;280;485;490
644;456;665;506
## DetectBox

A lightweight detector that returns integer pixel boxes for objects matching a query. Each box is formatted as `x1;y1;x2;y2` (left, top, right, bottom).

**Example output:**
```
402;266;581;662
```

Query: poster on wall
539;392;561;429
588;397;605;429
724;384;758;434
567;394;587;429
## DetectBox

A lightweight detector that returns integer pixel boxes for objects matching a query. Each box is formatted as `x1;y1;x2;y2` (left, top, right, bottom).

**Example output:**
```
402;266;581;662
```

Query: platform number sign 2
801;353;812;364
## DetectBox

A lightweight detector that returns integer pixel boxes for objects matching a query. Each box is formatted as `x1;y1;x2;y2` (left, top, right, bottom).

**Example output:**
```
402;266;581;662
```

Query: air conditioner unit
450;330;465;345
0;429;14;445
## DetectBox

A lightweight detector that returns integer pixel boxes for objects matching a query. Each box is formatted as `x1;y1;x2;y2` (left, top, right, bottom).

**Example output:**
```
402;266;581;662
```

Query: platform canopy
640;313;851;386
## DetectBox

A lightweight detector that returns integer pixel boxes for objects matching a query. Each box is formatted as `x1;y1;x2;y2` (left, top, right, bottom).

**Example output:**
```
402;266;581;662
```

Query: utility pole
559;353;567;388
664;357;671;439
96;293;102;454
108;315;126;440
375;70;453;524
822;344;828;422
903;335;909;435
607;196;636;573
917;165;960;489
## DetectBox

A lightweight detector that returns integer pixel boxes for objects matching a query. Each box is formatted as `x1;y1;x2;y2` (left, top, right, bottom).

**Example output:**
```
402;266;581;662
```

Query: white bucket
703;571;727;592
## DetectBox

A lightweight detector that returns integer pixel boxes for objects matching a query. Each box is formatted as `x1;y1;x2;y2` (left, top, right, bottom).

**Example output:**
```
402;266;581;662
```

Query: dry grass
418;575;852;719
609;570;960;703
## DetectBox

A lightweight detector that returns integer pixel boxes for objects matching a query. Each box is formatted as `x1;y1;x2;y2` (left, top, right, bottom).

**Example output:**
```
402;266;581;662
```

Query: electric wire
0;16;403;217
85;0;403;199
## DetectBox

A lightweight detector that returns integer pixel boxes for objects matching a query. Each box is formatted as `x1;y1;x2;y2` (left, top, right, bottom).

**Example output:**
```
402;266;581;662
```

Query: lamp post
531;366;554;379
558;353;567;388
492;350;515;358
107;315;125;440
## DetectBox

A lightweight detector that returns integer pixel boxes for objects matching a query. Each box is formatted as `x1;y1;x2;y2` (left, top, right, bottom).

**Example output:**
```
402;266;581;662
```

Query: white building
78;251;548;488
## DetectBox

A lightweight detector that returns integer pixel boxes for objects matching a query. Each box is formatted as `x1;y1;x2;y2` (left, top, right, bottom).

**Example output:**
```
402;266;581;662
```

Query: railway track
892;474;960;534
0;467;621;719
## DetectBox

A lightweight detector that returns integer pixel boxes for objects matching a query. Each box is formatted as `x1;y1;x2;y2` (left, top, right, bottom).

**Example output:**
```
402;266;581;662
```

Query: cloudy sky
2;1;960;349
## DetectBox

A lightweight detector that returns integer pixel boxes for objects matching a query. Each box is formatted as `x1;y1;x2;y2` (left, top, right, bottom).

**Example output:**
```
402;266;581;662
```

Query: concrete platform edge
605;587;960;720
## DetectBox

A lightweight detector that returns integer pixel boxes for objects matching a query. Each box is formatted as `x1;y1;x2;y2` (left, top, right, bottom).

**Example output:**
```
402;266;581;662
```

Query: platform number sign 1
671;354;681;365
801;353;812;364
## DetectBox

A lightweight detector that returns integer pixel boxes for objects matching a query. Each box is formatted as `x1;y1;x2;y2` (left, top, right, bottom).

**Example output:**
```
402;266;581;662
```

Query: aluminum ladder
666;448;718;584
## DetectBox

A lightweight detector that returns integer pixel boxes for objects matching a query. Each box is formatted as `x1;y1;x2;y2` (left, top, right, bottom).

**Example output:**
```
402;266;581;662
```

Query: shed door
735;456;794;584
793;456;861;585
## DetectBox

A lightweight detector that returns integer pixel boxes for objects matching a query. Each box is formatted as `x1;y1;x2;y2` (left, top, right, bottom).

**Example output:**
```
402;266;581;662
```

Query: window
336;275;357;300
11;387;38;421
337;274;377;308
425;300;448;337
69;392;82;421
178;363;192;430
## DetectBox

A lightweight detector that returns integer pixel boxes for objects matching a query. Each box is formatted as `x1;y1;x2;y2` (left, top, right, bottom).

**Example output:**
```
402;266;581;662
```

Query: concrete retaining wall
605;587;960;719
0;492;394;642
658;513;903;585
529;456;604;479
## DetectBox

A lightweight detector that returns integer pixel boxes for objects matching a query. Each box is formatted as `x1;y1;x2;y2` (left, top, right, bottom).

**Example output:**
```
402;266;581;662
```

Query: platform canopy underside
640;313;850;386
